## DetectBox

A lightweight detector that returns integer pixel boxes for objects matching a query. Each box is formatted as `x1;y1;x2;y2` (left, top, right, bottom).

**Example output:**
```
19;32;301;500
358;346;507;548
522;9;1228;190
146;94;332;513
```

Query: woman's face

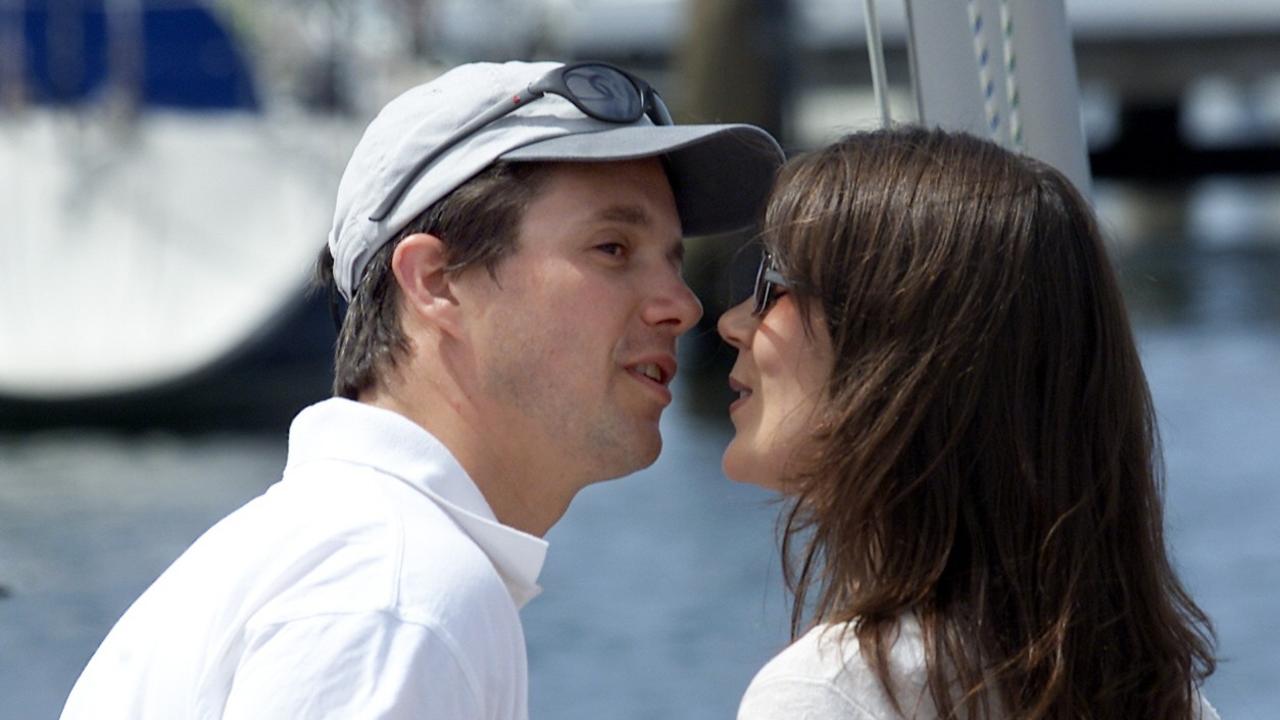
717;258;835;491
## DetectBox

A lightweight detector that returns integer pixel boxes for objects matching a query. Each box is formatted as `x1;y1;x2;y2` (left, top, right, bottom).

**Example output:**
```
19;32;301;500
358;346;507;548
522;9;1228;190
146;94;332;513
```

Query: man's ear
391;233;462;337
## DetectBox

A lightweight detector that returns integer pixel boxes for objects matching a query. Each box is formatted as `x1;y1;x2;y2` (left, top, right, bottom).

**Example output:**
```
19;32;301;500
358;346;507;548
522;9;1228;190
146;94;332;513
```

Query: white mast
862;0;892;126
904;0;1092;195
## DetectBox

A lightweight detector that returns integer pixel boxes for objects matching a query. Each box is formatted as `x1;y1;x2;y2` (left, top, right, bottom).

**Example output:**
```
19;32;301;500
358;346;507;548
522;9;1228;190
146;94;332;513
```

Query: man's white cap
328;60;785;300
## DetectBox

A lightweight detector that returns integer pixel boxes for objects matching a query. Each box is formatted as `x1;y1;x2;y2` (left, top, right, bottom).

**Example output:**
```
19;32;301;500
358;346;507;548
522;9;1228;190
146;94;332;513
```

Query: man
61;61;782;718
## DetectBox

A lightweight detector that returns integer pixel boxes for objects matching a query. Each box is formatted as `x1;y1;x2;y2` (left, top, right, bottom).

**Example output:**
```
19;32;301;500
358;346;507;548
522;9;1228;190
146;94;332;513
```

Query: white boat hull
0;110;356;400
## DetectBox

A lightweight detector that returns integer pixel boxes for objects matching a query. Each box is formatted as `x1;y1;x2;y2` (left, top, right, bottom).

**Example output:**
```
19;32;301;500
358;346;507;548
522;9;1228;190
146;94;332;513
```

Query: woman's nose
717;297;756;351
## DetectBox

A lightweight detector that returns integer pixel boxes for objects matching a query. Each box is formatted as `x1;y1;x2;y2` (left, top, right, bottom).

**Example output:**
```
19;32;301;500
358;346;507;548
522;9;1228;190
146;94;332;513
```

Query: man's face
453;158;702;486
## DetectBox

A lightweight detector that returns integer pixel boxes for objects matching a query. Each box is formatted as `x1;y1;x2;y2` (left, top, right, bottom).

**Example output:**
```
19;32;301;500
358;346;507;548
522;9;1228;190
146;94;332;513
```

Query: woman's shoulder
738;617;935;720
739;617;1222;720
1196;692;1222;720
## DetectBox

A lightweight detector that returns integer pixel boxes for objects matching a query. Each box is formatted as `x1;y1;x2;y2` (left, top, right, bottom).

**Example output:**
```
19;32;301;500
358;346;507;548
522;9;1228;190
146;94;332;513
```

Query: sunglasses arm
368;86;546;222
649;91;674;126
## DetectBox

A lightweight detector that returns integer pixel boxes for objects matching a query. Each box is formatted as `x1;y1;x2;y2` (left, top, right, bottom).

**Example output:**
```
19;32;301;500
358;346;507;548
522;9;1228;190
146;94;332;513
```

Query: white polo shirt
61;398;549;719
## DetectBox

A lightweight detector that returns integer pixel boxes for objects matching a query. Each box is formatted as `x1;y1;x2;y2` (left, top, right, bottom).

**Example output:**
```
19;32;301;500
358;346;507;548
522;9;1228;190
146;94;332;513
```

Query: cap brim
500;124;783;236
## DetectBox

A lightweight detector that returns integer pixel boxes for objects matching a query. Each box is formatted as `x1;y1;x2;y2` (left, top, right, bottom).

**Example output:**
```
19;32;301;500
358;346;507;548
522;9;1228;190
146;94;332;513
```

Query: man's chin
589;433;663;483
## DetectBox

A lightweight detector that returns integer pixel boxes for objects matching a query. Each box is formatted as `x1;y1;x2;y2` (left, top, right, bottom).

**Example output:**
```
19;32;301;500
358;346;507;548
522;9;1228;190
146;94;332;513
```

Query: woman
719;128;1217;719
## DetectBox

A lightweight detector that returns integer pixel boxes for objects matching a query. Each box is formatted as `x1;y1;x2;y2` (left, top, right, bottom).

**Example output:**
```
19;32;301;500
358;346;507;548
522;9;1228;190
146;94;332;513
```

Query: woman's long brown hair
767;128;1215;719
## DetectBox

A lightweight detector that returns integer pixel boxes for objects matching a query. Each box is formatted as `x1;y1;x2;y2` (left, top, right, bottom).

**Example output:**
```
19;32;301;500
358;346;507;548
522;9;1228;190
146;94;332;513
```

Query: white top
739;617;1222;720
61;398;549;720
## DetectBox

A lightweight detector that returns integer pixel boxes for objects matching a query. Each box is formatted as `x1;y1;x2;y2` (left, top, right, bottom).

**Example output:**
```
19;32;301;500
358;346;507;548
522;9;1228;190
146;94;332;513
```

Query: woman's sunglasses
752;251;791;317
370;61;673;222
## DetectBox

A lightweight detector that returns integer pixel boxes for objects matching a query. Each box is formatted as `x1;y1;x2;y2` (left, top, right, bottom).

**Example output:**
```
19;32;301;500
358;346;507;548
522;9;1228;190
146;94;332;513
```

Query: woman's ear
391;233;462;337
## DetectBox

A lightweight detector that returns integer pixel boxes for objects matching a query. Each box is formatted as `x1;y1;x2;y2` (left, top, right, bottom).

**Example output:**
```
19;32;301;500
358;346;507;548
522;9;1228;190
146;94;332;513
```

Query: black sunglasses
752;251;790;317
369;61;673;223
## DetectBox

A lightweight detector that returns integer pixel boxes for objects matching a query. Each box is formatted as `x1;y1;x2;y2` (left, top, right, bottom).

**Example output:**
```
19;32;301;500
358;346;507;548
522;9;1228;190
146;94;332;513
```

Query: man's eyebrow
594;205;652;227
593;204;685;261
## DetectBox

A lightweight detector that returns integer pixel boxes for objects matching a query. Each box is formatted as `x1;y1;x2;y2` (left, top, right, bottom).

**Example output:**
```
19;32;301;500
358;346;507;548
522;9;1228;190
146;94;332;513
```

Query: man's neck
359;386;576;538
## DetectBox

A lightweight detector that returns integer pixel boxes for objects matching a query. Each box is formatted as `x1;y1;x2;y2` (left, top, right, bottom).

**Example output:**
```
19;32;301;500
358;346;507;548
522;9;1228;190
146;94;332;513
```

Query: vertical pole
105;0;144;117
903;0;925;124
0;0;25;112
678;0;789;140
861;0;891;126
47;0;83;103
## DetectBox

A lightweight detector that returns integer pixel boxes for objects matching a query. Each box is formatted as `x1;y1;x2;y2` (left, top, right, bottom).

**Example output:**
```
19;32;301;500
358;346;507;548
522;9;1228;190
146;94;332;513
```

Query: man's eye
596;243;627;257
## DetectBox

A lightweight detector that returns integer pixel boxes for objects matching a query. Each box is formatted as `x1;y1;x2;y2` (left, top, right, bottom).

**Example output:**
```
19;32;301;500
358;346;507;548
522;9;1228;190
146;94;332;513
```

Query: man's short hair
316;161;551;400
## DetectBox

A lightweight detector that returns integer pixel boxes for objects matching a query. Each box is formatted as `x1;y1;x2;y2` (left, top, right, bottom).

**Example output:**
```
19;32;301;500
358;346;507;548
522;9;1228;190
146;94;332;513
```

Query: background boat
0;0;364;428
5;0;1278;427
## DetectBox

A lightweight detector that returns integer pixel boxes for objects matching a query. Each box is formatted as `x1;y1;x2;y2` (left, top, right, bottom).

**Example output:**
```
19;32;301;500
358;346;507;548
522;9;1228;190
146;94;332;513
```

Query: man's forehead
532;159;681;228
538;156;671;186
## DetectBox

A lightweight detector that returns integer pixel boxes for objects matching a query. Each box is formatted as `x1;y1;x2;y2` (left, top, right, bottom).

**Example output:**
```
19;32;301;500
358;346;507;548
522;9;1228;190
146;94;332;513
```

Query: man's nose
642;270;704;335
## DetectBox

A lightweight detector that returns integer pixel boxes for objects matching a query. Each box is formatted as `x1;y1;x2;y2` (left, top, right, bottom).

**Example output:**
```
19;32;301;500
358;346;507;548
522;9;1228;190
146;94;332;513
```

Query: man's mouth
635;363;666;384
624;356;677;406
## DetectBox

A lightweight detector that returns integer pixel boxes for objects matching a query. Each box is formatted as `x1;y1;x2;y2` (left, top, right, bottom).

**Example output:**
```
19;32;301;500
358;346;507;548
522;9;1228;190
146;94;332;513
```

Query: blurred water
1;240;1277;719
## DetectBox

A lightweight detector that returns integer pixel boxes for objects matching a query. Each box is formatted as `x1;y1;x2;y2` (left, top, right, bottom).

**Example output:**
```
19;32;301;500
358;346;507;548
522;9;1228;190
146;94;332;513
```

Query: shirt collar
285;397;548;607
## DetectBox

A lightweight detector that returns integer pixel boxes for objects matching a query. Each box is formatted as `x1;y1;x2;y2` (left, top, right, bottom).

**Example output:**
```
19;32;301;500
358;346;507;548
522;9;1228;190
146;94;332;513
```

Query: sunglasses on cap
369;61;674;223
752;251;791;317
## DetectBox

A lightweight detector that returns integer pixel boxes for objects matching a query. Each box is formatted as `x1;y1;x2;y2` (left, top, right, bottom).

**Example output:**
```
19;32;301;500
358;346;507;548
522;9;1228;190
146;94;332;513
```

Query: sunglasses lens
563;65;643;122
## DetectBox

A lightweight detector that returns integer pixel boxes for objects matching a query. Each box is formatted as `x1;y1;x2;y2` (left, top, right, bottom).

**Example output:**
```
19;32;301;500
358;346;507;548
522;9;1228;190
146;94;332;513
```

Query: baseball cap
328;60;785;301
